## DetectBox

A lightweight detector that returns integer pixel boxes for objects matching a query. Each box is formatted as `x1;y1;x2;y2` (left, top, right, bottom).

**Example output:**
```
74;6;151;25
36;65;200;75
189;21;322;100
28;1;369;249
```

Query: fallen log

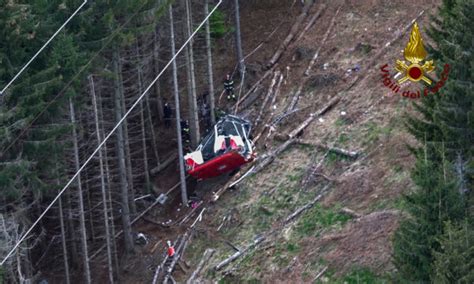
214;236;265;271
212;163;256;202
286;85;303;113
313;266;328;281
151;152;178;175
340;207;362;219
267;2;314;68
253;138;297;175
304;6;341;76
253;73;285;142
269;72;284;115
178;201;203;225
295;139;359;159
287;96;340;139
301;152;329;189
163;231;192;284
285;185;330;224
152;236;182;284
295;4;326;43
234;67;275;113
255;71;280;125
186;249;215;284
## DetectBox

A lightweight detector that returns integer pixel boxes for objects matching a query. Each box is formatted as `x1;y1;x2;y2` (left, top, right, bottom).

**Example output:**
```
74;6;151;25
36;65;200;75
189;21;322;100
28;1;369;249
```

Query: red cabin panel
187;151;251;180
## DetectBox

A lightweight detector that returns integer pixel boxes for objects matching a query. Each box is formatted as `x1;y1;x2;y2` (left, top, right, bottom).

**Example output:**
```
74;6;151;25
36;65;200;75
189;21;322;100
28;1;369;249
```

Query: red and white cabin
184;115;255;180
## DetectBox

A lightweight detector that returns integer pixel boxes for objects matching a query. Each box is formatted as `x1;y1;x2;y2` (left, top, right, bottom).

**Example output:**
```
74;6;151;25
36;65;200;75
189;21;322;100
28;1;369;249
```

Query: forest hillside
0;0;472;283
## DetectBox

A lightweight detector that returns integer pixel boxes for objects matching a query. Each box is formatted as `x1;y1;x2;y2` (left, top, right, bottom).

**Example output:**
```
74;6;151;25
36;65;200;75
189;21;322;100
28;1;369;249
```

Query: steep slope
179;0;442;282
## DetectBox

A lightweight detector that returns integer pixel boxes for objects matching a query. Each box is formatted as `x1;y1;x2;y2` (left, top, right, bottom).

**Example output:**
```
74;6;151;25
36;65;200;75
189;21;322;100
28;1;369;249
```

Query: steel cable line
0;0;223;266
0;0;154;159
0;0;88;95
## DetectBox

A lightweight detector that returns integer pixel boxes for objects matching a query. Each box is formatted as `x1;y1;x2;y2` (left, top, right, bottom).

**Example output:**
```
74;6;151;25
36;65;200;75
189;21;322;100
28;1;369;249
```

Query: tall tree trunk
118;58;137;216
84;174;95;242
234;0;245;78
137;40;160;167
113;48;134;253
90;76;114;283
170;4;188;205
184;0;200;148
69;98;92;284
153;13;164;121
146;95;160;167
205;0;216;125
137;69;151;190
66;183;79;268
56;170;71;284
98;90;121;276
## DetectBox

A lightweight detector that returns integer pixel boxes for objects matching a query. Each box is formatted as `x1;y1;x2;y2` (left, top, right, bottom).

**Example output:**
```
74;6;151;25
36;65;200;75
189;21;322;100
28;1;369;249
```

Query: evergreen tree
393;146;465;281
432;220;474;283
395;0;473;281
408;0;473;183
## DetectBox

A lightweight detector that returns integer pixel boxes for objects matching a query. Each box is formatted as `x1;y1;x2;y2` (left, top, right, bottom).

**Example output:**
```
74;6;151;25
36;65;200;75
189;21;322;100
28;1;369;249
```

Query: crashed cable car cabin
184;115;255;180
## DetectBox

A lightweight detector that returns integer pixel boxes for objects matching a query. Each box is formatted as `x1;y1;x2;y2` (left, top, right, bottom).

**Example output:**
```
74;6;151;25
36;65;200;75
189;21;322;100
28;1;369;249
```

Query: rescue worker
180;119;191;150
167;240;175;258
166;240;175;272
163;101;172;128
224;74;235;101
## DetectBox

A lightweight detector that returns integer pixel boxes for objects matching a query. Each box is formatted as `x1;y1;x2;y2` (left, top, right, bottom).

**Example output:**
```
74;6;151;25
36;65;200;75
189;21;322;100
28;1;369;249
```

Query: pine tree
393;145;465;281
432;220;474;283
397;1;474;279
408;0;473;181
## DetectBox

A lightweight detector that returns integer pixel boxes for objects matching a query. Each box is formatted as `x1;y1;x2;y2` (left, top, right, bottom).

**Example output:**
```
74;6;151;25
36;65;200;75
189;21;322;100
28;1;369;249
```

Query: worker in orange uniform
167;240;175;258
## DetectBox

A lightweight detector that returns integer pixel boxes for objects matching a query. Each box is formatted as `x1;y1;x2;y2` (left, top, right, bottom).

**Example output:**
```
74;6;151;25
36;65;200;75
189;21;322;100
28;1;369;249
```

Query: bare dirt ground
112;0;443;282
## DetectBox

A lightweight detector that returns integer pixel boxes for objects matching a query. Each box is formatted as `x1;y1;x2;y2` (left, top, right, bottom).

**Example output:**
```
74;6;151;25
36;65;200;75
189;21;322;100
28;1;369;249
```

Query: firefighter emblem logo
395;22;435;85
379;22;450;99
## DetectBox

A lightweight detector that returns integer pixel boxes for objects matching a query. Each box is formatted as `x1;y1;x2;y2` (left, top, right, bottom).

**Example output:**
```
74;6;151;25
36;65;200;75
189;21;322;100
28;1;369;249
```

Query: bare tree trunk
205;0;216;125
85;175;95;242
138;70;151;190
137;40;160;167
113;48;134;253
145;95;160;167
56;171;71;284
118;58;137;216
90;76;114;283
184;0;200;148
170;4;188;205
234;0;245;78
69;98;92;284
153;22;164;121
97;87;121;276
66;183;79;268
